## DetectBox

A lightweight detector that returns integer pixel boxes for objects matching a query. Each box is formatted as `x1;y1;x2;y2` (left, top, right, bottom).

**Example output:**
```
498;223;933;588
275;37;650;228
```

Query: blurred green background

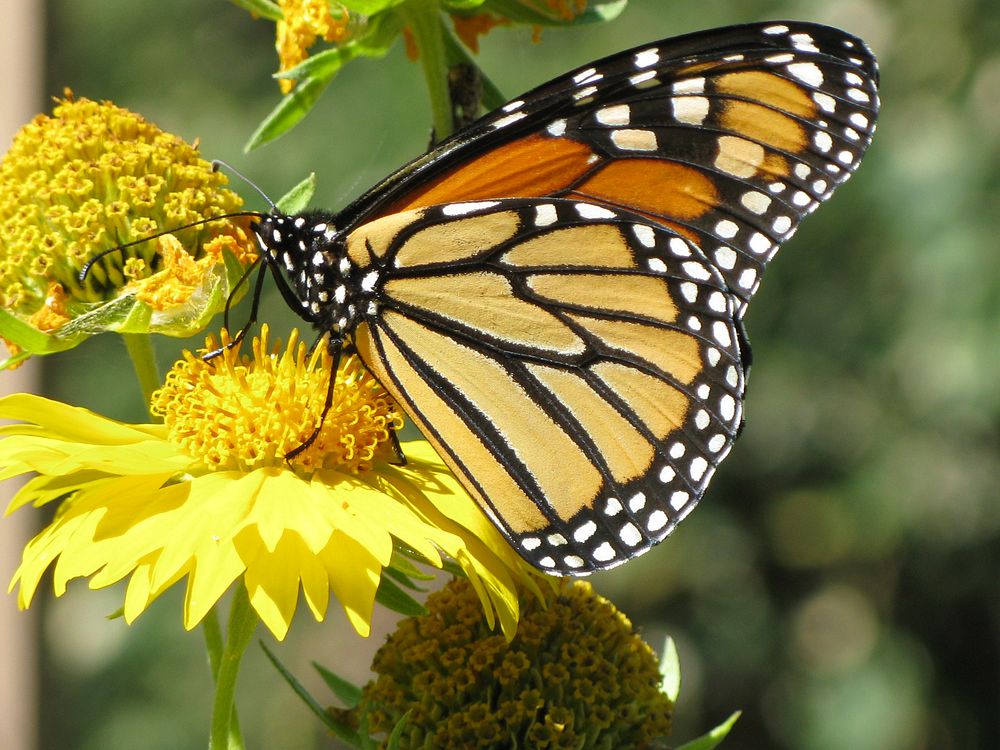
18;0;1000;747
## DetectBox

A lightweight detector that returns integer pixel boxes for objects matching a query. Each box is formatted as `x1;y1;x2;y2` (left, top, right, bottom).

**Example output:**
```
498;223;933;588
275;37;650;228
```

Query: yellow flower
276;0;352;94
0;93;255;366
335;577;674;748
2;327;537;640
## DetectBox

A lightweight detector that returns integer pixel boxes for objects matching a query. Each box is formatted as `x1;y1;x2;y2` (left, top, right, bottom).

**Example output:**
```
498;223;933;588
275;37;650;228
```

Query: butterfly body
249;21;880;575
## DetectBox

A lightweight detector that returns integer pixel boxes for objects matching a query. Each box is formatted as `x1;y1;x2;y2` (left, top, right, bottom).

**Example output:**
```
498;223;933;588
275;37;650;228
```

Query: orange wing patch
572;159;719;221
391;134;597;213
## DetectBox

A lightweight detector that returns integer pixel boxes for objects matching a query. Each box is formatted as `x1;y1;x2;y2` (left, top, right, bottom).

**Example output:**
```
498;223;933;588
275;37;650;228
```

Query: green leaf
276;174;317;214
660;636;681;703
349;9;406;56
387;548;436;583
385;711;412;750
341;0;406;13
106;606;126;621
313;663;364;708
383;566;421;592
441;558;467;578
375;575;428;617
259;641;365;747
0;349;32;371
275;46;354;82
245;75;333;151
228;0;283;22
443;0;488;10
482;0;627;26
675;711;742;750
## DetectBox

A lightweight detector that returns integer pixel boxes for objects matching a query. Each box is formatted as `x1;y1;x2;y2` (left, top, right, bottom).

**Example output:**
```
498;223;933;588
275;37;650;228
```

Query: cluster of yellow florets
346;577;673;749
276;0;353;93
149;326;404;474
0;94;247;324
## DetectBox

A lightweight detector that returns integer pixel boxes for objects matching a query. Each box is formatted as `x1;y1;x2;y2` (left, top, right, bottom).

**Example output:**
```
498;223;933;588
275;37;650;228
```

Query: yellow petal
0;394;166;445
320;531;381;637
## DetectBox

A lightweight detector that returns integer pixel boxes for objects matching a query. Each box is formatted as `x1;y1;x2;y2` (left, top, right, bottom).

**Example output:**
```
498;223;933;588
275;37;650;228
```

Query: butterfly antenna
79;210;267;282
212;160;278;212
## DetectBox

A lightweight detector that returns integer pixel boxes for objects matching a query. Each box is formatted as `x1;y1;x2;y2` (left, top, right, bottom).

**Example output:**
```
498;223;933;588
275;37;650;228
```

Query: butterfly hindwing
348;198;745;573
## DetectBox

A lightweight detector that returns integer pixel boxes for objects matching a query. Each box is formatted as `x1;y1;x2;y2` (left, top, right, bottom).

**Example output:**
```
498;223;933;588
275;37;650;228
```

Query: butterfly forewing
346;22;878;312
348;199;745;573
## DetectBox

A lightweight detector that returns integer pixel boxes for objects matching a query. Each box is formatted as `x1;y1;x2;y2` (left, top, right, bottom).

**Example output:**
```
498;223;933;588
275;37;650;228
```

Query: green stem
203;606;224;678
121;333;160;418
400;0;453;142
209;587;257;750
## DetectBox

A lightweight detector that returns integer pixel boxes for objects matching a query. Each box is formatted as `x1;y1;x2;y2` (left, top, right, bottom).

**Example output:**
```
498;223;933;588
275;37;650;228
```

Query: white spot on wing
715;247;737;269
574;521;597;543
673;97;710;125
596;104;631;125
534;204;558;226
629;70;657;87
575;203;616;220
787;62;824;87
610;129;658;152
741;191;771;215
593;542;616;562
648;510;668;532
632;224;655;248
620;522;642;547
442;201;498;216
634;48;659;68
673;77;705;94
493;112;527;129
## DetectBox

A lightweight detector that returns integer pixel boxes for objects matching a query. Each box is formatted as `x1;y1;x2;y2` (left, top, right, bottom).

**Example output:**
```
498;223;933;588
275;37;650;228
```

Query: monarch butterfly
243;21;879;575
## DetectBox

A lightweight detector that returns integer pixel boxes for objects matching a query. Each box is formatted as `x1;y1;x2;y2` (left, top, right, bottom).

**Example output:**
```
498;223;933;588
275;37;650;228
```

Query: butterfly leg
284;336;343;461
202;258;267;360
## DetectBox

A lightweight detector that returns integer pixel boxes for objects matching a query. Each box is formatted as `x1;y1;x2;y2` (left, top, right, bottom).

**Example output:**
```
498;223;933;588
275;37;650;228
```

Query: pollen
0;92;248;320
150;326;404;474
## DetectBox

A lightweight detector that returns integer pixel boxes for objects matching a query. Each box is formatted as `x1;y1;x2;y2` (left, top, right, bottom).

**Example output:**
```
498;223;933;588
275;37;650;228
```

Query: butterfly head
251;211;371;336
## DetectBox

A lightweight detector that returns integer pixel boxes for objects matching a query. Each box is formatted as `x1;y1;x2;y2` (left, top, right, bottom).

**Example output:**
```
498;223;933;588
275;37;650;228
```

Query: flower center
150;326;404;473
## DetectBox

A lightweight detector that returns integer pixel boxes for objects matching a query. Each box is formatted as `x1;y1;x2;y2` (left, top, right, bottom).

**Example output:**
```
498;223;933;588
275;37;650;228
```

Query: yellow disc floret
0;93;250;322
276;0;352;93
150;326;404;474
344;577;674;749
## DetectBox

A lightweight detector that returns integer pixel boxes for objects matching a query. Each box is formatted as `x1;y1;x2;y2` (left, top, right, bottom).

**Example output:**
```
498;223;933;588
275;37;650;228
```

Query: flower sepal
0;243;253;369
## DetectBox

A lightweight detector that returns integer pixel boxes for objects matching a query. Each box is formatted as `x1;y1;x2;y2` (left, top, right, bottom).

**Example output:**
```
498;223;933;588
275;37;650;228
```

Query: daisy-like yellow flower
3;326;537;640
0;93;255;366
335;577;674;749
276;0;352;94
